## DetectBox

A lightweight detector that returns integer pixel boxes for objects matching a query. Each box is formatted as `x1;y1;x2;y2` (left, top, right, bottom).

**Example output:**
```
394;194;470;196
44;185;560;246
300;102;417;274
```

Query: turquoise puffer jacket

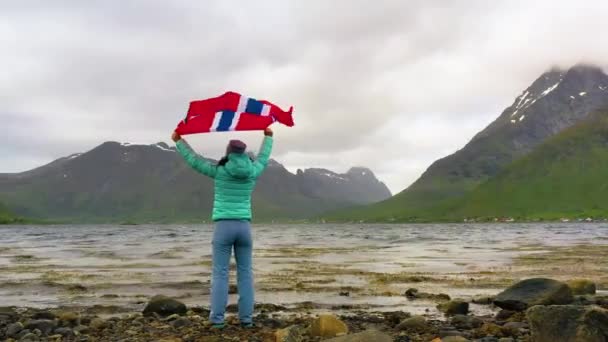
176;136;273;221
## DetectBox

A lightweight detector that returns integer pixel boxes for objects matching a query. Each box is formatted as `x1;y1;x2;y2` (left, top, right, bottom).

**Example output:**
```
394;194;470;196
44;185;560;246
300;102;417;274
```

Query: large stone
526;305;608;342
494;278;573;311
275;325;304;342
310;314;348;338
567;279;597;295
142;295;187;317
396;315;430;332
323;330;392;342
438;300;469;316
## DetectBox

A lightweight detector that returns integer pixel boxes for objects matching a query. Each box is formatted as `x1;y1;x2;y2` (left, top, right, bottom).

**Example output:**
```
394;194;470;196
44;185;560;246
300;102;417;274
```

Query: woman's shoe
240;322;255;329
211;323;225;330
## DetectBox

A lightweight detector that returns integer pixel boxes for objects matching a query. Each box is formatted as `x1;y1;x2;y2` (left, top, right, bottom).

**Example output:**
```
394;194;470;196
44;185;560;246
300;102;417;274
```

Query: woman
171;127;274;329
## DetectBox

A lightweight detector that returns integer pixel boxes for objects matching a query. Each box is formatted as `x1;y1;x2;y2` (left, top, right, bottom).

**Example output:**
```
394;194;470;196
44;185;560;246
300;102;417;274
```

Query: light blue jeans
209;220;254;324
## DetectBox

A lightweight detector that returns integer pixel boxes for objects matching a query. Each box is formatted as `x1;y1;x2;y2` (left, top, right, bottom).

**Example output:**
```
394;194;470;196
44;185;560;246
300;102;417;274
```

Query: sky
1;1;608;194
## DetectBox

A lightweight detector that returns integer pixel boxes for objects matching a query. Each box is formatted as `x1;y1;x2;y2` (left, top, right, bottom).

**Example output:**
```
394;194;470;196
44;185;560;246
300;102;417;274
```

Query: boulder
567;279;597;295
142;295;187;317
494;278;573;311
396;315;430;332
438;300;469;315
310;314;348;338
526;305;608;342
275;325;304;342
323;330;392;342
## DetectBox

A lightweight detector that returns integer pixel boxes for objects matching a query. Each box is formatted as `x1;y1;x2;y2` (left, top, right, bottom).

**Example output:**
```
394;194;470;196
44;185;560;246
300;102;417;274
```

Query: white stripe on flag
261;104;270;116
236;96;248;113
210;111;223;132
229;112;241;130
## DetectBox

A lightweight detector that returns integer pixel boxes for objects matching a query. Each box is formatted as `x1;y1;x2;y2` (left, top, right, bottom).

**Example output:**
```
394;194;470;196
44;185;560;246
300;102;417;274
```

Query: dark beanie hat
227;140;247;154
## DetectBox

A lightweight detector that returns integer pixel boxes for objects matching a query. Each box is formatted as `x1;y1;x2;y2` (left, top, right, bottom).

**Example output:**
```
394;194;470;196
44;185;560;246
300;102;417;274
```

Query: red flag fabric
175;91;294;135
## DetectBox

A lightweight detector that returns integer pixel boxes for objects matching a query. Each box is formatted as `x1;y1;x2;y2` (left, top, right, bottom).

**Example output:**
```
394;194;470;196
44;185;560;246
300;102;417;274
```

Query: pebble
171;317;191;328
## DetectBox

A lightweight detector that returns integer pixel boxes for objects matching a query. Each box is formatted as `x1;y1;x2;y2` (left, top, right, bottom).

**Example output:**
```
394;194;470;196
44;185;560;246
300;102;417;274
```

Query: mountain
0;201;19;224
447;107;608;220
0;142;390;223
328;64;608;221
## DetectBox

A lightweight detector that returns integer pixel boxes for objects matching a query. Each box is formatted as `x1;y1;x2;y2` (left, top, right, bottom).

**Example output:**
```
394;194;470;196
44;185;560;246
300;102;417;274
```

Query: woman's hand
172;131;182;142
264;127;273;137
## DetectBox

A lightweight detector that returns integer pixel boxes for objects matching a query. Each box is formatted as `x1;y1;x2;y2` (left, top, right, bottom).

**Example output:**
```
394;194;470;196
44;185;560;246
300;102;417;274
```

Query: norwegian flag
175;91;294;135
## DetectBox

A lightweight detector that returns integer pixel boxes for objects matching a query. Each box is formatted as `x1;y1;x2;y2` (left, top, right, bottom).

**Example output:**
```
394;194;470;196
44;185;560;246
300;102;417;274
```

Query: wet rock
170;317;191;328
451;314;484;329
275;325;304;342
7;322;24;337
67;284;88;292
526;304;608;342
495;309;515;321
339;291;350;297
405;288;450;301
310;314;348;338
24;320;56;336
53;327;75;338
567;279;596;295
324;330;392;342
396;315;430;332
472;295;494;305
142;295;187;317
494;278;573;311
501;321;528;331
438;300;469;316
382;311;411;326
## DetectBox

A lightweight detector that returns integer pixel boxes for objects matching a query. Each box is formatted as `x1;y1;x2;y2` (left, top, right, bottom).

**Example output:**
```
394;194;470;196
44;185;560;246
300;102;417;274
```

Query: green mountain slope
0;201;22;224
447;109;608;220
326;64;608;222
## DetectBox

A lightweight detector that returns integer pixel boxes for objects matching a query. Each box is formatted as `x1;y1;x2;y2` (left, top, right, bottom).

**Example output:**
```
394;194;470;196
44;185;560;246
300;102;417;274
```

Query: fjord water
0;223;606;316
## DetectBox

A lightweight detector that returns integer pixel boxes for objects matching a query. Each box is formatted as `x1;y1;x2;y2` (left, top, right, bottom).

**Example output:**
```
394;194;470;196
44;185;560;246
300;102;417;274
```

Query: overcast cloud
1;0;608;193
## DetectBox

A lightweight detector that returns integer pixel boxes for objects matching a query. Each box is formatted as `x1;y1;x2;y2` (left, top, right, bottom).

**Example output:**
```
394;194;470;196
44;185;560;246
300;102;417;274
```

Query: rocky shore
1;278;607;342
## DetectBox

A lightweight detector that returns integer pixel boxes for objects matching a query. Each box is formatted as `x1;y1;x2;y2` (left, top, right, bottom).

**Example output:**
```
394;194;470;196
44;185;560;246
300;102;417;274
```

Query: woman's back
174;134;274;221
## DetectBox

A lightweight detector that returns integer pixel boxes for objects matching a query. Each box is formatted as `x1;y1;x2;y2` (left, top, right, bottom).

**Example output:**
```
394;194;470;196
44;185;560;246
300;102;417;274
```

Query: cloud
1;0;608;193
